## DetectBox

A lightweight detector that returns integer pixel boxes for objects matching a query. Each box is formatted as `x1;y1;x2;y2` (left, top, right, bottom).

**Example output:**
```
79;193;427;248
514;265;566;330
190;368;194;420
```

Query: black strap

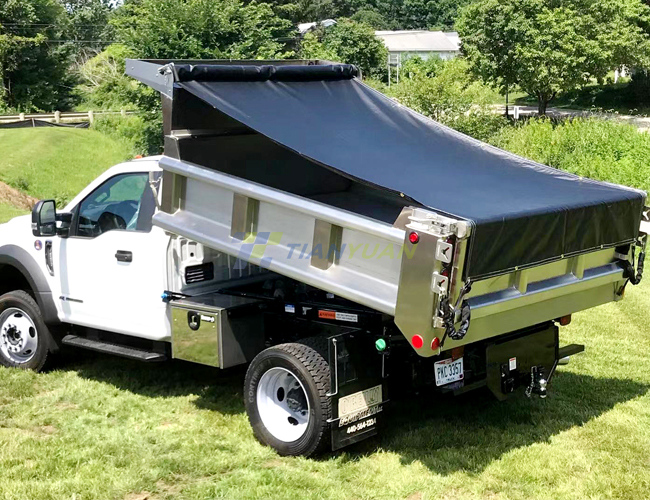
440;281;473;345
623;245;645;285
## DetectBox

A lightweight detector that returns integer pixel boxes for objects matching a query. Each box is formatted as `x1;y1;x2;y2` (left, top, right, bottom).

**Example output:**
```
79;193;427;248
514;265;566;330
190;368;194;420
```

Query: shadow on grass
65;353;648;474
65;352;246;415
354;370;649;474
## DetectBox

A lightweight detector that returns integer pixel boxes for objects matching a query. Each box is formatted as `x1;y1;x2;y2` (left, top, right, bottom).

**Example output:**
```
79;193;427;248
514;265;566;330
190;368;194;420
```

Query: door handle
115;250;133;263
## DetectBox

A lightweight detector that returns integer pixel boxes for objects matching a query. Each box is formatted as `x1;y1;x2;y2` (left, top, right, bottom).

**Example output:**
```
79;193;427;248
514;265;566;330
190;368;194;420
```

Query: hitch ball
533;378;548;399
526;366;548;399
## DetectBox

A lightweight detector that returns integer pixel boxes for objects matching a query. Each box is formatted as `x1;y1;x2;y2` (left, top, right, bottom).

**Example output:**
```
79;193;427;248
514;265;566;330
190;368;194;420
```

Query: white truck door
58;172;170;340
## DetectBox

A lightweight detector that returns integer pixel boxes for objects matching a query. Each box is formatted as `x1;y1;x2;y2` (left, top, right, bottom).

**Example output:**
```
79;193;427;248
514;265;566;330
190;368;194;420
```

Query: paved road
494;105;650;131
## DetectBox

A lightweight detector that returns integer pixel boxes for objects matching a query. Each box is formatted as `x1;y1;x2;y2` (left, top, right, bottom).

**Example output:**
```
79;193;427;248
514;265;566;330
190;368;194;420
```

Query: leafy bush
77;45;142;111
491;118;650;192
400;55;445;79
92;113;163;157
388;58;508;141
451;113;510;142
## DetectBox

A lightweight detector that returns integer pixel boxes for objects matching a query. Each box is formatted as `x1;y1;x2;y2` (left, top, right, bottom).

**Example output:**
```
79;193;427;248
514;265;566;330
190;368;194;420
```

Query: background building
376;30;461;66
375;30;461;83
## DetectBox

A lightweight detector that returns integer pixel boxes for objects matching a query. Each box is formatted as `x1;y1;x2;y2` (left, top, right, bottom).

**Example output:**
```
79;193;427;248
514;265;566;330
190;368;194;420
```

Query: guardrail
0;110;137;125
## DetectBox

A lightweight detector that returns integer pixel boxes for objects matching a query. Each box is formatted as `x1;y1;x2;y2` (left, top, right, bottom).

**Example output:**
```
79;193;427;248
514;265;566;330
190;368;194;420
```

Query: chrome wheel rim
257;367;310;442
0;308;38;364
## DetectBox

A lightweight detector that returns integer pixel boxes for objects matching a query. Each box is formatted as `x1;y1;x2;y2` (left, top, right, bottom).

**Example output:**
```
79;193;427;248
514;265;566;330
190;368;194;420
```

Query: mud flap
327;331;388;451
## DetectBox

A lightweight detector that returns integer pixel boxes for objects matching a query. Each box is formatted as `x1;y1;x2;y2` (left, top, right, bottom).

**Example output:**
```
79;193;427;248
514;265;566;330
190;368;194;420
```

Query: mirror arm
56;212;73;238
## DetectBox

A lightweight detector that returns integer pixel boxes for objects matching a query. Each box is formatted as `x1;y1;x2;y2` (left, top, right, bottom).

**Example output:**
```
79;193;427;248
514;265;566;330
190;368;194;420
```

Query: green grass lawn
0;203;28;224
0;128;135;206
0;280;648;500
491;90;529;106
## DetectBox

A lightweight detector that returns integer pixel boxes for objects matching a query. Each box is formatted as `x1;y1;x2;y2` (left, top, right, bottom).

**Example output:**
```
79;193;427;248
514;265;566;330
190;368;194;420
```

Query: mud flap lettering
332;405;384;450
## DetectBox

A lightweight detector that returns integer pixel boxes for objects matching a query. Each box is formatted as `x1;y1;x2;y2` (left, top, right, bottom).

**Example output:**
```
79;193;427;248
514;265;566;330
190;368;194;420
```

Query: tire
0;290;52;371
244;337;331;457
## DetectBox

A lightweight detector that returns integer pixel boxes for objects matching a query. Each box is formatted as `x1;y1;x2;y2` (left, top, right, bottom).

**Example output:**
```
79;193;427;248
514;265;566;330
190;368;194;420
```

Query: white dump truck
0;59;647;456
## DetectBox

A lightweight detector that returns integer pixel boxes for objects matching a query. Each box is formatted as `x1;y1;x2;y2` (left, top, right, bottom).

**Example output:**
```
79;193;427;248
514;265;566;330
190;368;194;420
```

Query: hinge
407;208;470;238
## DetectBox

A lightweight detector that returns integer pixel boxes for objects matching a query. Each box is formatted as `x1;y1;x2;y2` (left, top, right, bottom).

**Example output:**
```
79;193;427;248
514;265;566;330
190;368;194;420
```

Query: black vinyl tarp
172;64;646;279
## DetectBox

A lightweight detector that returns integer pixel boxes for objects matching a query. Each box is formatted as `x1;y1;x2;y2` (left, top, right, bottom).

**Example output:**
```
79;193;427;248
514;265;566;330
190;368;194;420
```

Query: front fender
0;244;59;324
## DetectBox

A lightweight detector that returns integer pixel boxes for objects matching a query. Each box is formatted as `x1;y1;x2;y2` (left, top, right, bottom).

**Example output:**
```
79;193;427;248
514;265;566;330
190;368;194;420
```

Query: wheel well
0;264;34;297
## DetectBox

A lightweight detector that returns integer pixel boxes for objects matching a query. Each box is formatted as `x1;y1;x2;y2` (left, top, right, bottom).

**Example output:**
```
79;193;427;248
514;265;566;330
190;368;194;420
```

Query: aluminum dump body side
126;59;646;357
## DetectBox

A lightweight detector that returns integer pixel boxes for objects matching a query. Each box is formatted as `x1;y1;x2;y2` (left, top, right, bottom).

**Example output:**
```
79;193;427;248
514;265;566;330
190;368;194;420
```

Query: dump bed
127;59;647;356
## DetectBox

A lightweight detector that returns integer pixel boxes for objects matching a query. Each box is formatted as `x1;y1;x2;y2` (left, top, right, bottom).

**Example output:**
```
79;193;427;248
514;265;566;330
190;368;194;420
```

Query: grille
185;263;215;284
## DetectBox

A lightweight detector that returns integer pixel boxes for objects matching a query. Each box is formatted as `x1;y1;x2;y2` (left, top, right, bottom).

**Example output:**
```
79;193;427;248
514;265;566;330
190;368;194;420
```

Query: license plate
434;357;464;386
338;385;382;418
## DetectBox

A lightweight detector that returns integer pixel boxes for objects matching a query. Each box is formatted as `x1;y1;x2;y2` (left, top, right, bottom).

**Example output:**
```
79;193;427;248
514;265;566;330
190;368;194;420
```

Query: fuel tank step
61;335;167;362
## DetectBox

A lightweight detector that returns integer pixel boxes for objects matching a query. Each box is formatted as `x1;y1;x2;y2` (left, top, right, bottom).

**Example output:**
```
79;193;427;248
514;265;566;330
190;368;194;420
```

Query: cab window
75;173;156;238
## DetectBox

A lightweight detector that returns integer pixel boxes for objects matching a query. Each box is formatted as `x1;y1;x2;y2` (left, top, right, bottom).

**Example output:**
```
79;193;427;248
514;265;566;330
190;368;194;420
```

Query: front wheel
0;291;52;371
244;338;331;457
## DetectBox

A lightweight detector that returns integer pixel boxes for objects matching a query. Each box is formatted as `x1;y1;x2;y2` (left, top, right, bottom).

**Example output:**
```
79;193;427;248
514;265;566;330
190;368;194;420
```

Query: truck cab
0;158;170;343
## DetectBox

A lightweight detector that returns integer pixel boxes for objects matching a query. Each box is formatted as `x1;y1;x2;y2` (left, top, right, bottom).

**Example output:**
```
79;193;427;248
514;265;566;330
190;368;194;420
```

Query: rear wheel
244;338;331;456
0;291;51;371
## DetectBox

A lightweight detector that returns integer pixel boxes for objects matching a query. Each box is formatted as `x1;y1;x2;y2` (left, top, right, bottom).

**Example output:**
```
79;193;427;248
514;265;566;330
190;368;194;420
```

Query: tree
458;0;650;115
400;0;472;30
63;0;114;57
350;8;394;29
299;18;388;77
258;0;471;30
455;2;520;116
0;0;77;111
111;0;294;61
248;0;337;24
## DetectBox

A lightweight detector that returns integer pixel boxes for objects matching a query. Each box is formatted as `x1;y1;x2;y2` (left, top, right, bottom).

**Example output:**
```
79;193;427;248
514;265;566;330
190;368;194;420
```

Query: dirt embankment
0;181;38;210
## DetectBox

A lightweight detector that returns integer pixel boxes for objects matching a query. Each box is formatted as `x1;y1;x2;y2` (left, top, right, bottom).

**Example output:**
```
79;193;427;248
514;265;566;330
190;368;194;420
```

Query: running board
62;335;167;362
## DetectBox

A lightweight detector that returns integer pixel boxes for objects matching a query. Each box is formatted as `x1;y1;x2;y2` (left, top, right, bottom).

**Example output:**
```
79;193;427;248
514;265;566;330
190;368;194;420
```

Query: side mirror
32;200;57;237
